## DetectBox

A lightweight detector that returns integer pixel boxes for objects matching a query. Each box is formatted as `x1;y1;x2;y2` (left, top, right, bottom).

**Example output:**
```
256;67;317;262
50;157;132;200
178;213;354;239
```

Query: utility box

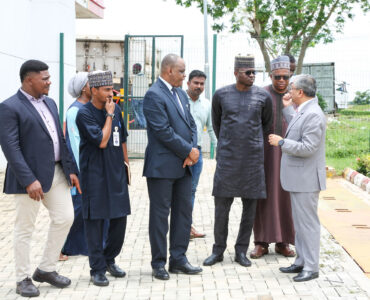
302;62;335;112
76;36;125;90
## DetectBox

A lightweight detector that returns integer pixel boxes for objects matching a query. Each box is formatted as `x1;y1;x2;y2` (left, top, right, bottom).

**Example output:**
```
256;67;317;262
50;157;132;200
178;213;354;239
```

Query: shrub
356;154;370;177
317;93;327;111
353;90;370;105
339;110;370;116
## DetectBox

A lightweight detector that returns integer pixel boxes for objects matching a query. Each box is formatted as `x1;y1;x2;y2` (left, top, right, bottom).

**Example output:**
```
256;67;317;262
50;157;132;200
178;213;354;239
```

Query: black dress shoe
293;270;319;282
152;267;170;280
32;268;71;288
169;262;203;274
91;273;109;286
107;263;126;278
16;277;40;297
279;264;304;273
235;253;252;267
203;253;223;266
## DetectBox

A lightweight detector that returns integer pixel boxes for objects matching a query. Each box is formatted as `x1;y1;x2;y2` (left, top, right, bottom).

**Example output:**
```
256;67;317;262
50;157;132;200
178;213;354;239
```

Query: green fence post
123;35;129;129
152;37;156;84
180;36;184;58
210;34;217;159
59;32;64;126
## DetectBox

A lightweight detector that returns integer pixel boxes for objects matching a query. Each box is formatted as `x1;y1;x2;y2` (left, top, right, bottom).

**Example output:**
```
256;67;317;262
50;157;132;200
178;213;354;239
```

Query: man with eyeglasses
203;54;272;268
251;55;296;260
269;74;326;282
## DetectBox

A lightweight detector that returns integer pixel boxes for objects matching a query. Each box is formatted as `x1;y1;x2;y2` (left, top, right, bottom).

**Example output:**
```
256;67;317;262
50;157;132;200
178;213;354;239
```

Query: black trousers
212;197;258;255
147;172;192;269
84;216;127;275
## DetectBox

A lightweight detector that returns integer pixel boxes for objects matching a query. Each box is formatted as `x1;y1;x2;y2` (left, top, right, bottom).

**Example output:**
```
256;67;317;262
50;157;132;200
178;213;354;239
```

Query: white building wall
0;0;77;170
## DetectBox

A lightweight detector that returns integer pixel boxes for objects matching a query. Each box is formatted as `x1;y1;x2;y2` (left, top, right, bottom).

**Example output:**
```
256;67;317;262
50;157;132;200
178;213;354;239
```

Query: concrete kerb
343;167;370;193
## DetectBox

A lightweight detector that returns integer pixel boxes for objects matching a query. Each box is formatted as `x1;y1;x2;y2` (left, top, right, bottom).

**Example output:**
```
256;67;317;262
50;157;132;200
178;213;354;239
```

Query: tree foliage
353;90;370;105
174;0;370;73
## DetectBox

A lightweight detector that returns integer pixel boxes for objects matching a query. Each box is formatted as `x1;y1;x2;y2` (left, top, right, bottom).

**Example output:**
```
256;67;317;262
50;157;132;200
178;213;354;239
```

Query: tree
174;0;370;73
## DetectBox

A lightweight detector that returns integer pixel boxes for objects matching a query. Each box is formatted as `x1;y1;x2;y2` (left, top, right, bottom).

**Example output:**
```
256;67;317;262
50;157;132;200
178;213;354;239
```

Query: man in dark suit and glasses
0;60;80;297
143;53;202;280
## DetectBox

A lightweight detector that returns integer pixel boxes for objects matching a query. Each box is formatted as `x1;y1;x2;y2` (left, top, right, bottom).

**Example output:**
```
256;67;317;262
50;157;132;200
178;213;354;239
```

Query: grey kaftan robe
212;84;272;199
253;85;295;244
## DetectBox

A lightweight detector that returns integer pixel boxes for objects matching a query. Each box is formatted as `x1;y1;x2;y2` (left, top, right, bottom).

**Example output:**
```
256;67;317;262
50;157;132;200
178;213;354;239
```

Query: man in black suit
0;60;80;297
143;53;202;280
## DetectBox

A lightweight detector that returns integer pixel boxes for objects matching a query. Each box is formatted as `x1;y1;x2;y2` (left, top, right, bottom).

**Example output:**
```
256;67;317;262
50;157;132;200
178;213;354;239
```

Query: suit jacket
143;79;197;178
0;90;78;194
280;97;326;192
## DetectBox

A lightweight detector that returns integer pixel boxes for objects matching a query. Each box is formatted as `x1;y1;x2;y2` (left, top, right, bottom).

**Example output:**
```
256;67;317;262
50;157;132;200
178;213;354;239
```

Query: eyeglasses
273;75;290;80
288;86;300;92
240;70;256;76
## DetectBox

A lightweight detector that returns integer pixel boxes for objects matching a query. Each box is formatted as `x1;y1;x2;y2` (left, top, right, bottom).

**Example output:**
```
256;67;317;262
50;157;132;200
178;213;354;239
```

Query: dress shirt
297;98;314;113
187;95;217;147
20;89;61;161
159;76;185;115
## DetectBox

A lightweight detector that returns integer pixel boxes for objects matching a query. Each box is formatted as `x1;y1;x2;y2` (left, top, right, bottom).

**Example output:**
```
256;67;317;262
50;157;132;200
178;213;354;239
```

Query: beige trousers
14;163;74;282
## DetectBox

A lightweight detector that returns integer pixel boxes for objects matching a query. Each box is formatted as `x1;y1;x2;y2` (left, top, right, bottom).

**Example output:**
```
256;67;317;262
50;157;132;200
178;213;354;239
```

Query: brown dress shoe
16;277;40;297
250;245;269;259
275;243;296;257
190;226;206;239
32;268;71;288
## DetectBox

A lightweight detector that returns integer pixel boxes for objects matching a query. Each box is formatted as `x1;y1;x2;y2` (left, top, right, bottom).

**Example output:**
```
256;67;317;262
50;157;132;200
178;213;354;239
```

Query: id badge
113;126;120;146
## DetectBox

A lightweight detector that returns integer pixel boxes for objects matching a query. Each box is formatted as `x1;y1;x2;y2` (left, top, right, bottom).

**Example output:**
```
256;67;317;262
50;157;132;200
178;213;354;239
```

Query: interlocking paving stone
0;161;370;299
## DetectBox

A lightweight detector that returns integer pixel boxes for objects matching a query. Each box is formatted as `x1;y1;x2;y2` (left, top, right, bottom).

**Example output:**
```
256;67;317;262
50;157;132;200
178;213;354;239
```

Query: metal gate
122;35;184;158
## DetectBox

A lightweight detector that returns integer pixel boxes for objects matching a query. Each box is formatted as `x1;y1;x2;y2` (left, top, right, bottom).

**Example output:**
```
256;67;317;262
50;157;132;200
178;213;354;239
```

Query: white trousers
290;191;321;272
14;163;74;282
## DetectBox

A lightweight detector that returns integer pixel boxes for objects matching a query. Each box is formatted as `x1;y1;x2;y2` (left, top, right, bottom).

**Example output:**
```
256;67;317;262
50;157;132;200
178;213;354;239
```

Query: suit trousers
147;172;192;269
212;197;258;255
290;191;320;272
13;163;74;282
84;216;127;275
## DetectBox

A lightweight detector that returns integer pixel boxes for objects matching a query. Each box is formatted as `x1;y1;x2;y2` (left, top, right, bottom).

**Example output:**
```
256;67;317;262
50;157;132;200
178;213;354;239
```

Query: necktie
171;88;185;116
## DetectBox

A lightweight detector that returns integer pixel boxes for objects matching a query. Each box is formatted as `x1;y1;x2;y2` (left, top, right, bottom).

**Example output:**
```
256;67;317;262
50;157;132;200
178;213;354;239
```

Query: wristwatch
278;139;285;147
106;113;115;119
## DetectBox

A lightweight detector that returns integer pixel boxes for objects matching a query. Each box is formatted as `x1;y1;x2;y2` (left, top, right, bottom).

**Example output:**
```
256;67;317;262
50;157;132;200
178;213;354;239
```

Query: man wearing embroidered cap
251;55;296;259
76;70;131;286
203;54;272;268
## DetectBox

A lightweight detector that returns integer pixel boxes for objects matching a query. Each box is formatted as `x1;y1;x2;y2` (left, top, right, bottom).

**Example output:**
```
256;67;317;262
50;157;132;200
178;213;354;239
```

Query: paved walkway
0;159;369;300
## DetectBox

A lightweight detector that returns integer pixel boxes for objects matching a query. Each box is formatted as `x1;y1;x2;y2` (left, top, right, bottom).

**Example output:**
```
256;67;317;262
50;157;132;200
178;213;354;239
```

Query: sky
76;0;370;101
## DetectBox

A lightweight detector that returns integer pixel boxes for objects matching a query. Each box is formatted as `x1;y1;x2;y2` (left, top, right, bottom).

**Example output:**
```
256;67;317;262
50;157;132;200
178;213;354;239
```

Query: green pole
152;37;156;84
180;36;184;57
123;35;129;128
210;34;217;159
59;32;64;126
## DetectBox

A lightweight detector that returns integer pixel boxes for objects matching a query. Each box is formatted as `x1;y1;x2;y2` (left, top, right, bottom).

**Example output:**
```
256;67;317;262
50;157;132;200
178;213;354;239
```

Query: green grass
326;111;369;174
348;104;370;111
326;157;357;175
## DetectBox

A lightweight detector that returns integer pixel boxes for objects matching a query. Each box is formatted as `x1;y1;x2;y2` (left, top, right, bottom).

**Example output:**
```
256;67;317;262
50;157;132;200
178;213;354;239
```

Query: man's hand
188;147;199;163
70;174;82;194
282;92;293;107
268;134;283;147
183;156;198;168
26;180;44;201
105;97;115;115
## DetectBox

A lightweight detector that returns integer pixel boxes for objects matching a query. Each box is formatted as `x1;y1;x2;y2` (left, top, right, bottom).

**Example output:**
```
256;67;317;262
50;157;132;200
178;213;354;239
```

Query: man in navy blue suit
143;54;202;280
0;60;80;297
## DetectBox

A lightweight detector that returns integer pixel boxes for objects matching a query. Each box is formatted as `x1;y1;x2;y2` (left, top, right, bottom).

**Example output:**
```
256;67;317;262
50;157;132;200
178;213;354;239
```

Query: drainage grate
352;224;370;229
335;208;352;212
323;196;336;200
